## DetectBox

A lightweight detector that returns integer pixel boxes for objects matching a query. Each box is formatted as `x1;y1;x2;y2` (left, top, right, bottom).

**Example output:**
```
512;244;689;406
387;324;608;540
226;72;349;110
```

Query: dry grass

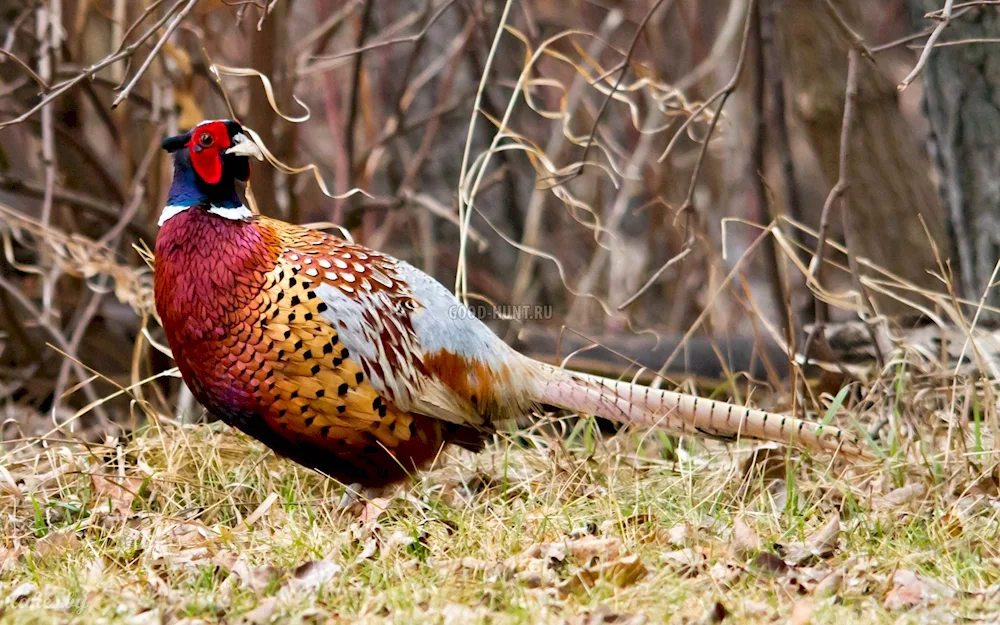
3;366;1000;625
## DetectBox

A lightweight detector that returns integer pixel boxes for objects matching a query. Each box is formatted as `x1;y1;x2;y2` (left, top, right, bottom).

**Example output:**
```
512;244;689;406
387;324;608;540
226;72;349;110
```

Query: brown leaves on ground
90;473;147;517
442;531;649;594
775;516;841;566
883;569;957;610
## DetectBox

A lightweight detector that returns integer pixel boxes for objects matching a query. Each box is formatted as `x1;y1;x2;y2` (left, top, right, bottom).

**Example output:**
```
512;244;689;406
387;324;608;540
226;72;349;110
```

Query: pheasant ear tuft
161;132;190;153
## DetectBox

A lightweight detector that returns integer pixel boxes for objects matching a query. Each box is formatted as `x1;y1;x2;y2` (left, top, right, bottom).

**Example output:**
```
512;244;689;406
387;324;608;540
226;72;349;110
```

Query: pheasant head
159;119;263;225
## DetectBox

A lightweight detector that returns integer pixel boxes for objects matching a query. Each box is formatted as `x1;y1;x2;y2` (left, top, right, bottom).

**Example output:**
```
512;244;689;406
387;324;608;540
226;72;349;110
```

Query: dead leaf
659;549;706;577
568;605;648;625
287;559;342;592
731;518;761;559
359;497;391;524
700;600;727;624
775;517;840;565
0;546;23;576
566;554;648;590
883;569;954;609
876;483;927;510
709;561;742;586
222;557;281;596
90;474;145;517
238;597;277;625
356;537;379;561
124;610;161;625
813;570;843;598
35;529;81;559
667;523;692;546
751;551;788;576
7;582;36;603
789;600;813;625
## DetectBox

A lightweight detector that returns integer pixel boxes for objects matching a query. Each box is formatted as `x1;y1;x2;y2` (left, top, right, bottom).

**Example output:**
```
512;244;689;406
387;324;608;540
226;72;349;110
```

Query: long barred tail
528;362;873;459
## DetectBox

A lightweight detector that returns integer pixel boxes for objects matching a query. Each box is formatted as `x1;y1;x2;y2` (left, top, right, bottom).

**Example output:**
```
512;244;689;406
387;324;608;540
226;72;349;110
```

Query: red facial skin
187;121;232;185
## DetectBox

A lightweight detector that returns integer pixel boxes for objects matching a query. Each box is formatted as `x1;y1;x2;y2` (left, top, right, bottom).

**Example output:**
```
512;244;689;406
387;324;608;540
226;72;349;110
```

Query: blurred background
1;0;995;440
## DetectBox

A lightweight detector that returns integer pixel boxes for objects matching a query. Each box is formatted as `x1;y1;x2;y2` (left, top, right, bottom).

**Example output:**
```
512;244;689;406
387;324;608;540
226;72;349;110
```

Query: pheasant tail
525;361;873;458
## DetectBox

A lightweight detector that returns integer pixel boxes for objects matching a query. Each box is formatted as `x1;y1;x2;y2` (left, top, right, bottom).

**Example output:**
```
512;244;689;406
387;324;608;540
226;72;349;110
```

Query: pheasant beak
226;133;264;161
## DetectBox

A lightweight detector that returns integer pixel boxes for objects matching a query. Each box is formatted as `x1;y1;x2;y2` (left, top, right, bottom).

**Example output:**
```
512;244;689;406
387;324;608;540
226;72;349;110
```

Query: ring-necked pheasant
153;119;872;487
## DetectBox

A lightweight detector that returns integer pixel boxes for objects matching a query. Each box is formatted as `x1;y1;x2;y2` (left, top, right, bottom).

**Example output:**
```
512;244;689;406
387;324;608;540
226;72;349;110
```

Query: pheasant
153;119;872;487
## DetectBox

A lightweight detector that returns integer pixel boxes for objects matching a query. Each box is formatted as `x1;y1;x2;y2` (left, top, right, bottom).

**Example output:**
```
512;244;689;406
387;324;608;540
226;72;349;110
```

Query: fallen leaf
731;518;761;559
0;546;23;576
876;483;927;510
566;554;648;590
35;529;81;559
124;610;161;625
90;474;145;517
700;600;727;624
569;605;648;625
813;570;843;598
238;597;277;625
775;517;840;565
709;561;742;586
751;551;788;576
8;582;36;603
659;549;706;577
789;600;813;625
359;497;391;524
287;559;342;592
883;569;954;609
667;523;692;546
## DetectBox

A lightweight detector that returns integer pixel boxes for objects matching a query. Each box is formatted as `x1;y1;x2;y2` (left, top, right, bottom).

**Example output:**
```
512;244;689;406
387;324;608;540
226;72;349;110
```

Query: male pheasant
153;119;871;487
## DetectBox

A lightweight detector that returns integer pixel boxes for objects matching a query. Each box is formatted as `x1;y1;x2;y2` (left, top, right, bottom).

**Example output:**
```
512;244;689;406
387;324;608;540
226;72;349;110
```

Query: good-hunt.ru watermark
448;304;553;321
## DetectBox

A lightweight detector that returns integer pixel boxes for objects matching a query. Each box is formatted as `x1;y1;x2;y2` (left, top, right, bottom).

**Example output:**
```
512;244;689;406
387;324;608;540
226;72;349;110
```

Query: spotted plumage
154;120;873;488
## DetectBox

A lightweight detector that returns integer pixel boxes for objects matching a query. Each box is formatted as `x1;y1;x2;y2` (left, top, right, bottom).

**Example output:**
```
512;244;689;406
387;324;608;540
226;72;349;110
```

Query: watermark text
448;304;553;321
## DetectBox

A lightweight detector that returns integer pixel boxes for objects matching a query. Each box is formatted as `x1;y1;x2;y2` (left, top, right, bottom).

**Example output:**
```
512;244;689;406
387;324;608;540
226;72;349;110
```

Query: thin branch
820;0;874;61
656;0;757;165
568;0;676;181
0;50;49;88
111;0;198;108
899;0;955;90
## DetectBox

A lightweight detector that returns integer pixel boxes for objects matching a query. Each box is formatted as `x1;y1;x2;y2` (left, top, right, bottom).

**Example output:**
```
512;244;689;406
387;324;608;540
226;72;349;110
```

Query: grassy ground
2;403;999;625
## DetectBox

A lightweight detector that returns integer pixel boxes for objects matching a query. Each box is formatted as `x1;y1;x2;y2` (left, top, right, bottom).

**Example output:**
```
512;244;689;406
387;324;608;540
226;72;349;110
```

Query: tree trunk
776;0;952;316
910;1;1000;309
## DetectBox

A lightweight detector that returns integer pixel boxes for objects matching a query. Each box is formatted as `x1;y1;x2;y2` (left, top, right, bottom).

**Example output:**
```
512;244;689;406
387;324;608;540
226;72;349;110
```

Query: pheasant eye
197;132;214;148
